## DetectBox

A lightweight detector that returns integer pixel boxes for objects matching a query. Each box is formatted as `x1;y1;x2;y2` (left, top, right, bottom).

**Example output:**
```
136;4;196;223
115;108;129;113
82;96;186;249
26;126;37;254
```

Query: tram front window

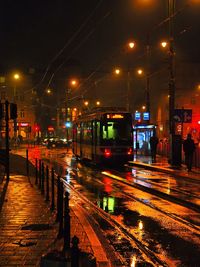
102;121;131;145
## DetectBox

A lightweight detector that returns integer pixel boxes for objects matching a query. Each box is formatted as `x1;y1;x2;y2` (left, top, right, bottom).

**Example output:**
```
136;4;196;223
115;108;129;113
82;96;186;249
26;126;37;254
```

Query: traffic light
0;103;3;119
10;103;17;119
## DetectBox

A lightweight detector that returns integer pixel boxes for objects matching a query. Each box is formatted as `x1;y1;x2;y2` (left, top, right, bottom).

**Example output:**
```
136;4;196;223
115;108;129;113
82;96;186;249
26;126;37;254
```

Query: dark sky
1;0;200;107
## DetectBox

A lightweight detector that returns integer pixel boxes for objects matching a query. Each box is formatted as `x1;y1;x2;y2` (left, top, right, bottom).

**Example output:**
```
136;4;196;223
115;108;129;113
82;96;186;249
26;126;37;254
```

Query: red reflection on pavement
103;177;113;194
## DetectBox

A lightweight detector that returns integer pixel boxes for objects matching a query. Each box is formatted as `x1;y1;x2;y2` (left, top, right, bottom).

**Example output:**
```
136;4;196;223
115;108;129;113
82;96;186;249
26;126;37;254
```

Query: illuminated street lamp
114;68;121;75
13;73;20;80
128;41;135;49
161;41;168;48
137;68;143;76
84;101;89;106
46;88;52;94
168;0;178;165
96;101;100;106
70;79;78;87
13;73;20;101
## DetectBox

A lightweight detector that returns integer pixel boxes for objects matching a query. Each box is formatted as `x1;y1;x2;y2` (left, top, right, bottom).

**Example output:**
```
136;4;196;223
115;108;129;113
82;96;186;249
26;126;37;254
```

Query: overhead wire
24;0;105;95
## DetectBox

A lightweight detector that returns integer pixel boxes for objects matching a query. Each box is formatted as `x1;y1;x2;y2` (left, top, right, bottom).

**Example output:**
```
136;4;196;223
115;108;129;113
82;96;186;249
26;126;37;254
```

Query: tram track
16;148;200;266
28;150;200;230
62;178;168;267
44;154;200;232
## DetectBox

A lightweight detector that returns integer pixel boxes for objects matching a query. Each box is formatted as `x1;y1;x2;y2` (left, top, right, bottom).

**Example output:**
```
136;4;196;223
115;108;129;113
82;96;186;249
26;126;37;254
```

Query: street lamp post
168;0;180;166
145;35;151;123
13;73;20;144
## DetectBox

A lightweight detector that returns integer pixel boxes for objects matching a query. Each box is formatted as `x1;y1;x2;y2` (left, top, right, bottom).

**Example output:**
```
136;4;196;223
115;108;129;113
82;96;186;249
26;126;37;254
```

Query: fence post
71;236;79;267
39;159;42;189
56;176;61;222
63;191;70;252
46;165;50;201
51;168;55;211
35;158;38;185
58;180;64;238
41;162;45;195
26;149;29;177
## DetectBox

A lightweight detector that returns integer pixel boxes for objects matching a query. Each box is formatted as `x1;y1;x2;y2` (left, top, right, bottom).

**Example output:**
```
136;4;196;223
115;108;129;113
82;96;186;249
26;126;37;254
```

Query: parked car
46;137;69;148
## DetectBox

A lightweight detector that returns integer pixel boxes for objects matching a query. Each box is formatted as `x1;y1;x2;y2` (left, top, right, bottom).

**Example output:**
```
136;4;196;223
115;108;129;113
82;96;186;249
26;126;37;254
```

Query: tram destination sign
173;109;192;123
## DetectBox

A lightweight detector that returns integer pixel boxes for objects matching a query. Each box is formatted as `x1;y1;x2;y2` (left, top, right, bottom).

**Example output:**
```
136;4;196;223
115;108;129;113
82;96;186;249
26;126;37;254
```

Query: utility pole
5;100;10;181
146;34;151;123
168;0;181;166
126;71;130;112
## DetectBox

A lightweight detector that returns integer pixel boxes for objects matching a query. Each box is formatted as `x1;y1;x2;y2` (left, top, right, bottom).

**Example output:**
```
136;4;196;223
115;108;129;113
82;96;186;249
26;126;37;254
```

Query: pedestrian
150;134;159;162
183;133;196;171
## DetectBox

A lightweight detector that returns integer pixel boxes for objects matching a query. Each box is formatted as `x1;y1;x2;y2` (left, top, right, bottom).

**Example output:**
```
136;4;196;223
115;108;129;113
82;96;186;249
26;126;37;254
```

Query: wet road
13;146;200;266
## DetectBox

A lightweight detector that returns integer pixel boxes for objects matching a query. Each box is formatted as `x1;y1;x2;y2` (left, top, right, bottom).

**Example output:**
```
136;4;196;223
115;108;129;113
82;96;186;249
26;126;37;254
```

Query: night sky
1;0;200;108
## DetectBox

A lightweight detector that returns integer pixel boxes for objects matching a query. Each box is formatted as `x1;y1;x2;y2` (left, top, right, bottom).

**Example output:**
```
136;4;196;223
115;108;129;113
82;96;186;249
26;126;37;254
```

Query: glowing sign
65;122;71;128
48;126;54;131
143;112;150;120
18;122;29;127
135;112;141;120
107;114;124;119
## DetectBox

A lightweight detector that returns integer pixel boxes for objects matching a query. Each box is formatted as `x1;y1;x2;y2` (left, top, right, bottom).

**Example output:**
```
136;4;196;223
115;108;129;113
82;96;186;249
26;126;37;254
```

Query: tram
72;107;133;165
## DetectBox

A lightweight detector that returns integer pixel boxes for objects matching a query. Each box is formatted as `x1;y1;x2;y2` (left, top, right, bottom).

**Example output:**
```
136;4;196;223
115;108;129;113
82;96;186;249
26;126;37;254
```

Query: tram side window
82;121;92;144
77;123;81;143
96;121;100;145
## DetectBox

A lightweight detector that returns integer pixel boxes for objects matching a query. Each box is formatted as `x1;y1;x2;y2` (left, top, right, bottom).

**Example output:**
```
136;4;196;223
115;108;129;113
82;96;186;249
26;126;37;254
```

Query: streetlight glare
128;42;135;49
161;41;168;48
84;101;89;106
96;101;100;106
137;69;143;75
132;0;157;10
14;73;20;80
70;79;78;87
114;68;121;75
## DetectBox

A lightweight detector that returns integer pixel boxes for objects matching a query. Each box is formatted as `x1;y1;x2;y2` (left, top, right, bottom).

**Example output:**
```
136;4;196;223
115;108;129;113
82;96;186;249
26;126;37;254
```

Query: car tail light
127;147;133;155
104;148;111;158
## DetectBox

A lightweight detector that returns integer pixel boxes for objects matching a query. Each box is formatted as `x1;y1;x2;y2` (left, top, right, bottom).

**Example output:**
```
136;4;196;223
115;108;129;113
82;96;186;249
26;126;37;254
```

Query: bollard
26;149;29;177
41;162;45;195
35;158;38;185
56;176;61;222
71;236;79;267
51;168;55;211
63;191;70;252
58;181;64;238
39;159;42;189
46;165;50;201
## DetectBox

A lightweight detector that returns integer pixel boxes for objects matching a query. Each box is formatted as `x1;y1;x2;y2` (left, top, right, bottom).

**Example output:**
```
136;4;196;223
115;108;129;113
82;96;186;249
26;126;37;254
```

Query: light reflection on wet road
128;168;200;206
13;147;200;266
68;163;200;266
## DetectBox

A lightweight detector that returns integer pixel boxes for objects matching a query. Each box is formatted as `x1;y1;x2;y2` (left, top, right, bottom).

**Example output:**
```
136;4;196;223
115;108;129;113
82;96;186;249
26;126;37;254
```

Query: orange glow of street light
96;101;100;106
142;105;146;110
114;68;121;75
128;41;135;49
84;101;89;106
14;73;20;80
46;88;52;94
161;41;168;48
137;69;143;75
70;79;78;87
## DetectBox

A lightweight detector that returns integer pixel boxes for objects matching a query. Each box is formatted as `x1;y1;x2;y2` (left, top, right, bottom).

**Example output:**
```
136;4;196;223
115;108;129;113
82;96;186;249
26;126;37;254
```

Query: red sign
48;126;54;132
18;122;29;127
